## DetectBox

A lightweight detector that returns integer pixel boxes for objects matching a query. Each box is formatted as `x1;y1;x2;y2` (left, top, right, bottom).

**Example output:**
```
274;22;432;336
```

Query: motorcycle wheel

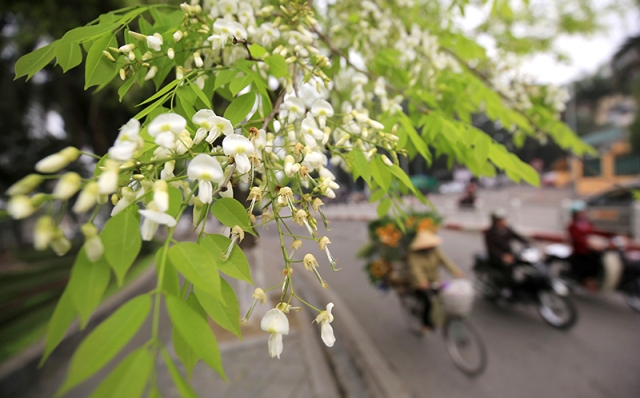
473;270;499;302
623;279;640;313
537;290;577;330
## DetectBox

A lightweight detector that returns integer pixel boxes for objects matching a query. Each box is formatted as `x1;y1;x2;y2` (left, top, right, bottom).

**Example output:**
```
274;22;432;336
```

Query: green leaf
165;295;226;380
249;43;267;58
223;92;256;126
229;74;253;97
89;347;153;398
371;156;392;192
85;34;118;89
56;41;82;72
173;327;200;379
377;198;391;218
196;279;242;338
265;54;289;78
56;295;152;396
39;288;76;366
351;150;371;183
101;206;142;286
156;246;180;297
66;249;111;328
189;80;212;109
161;348;198;398
388;165;427;203
137;78;180;107
214;68;238;90
210;197;254;234
401;114;431;163
118;68;142;101
168;242;223;302
200;234;252;283
15;42;57;81
167;186;183;218
369;189;386;203
61;23;121;43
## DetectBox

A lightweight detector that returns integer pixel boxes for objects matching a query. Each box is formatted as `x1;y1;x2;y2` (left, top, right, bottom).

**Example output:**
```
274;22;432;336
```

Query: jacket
407;247;461;288
484;226;528;262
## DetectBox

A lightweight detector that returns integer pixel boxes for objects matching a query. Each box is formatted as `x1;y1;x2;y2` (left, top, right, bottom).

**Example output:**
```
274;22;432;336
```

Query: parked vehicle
473;247;578;330
544;239;640;313
583;183;639;237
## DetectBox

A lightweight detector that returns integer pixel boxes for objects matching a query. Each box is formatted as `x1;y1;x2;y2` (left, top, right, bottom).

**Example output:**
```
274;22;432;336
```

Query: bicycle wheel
442;317;487;377
398;293;424;337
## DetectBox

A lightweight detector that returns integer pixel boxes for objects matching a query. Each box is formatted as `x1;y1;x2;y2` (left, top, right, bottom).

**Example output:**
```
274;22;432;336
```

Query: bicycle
396;282;488;377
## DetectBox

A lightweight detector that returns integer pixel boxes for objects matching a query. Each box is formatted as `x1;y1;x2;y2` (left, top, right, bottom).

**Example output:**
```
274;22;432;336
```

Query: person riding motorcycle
567;200;614;292
407;230;464;331
483;209;529;289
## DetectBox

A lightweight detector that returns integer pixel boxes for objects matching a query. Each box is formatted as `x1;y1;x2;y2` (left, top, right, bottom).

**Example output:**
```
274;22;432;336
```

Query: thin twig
211;163;237;197
262;89;286;130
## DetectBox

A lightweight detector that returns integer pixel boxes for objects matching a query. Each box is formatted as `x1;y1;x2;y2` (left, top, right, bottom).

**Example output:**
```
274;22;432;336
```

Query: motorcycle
473;247;578;330
544;238;640;313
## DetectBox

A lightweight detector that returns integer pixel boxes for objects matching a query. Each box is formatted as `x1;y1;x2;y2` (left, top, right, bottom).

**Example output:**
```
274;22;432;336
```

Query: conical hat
409;230;442;251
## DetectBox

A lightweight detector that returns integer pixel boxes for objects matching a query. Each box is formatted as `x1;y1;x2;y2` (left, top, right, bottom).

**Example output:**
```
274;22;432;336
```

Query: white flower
173;30;183;42
315;303;336;347
283;155;300;177
281;96;306;124
213;19;247;42
223;135;255;174
148;113;186;148
50;230;71;256
97;160;120;195
302;151;326;172
139;206;177;241
147;33;163;51
311;100;334;129
192;109;216;144
258;22;280;47
144;66;158;81
153;180;169;212
206;115;234;144
53;172;82;200
260;308;290;359
175;130;193;155
35;147;80;173
187;154;224;204
300;114;324;148
109;119;142;162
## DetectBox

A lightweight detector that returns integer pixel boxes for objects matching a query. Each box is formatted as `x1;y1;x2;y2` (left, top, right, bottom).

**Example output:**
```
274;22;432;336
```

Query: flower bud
290;239;302;251
33;216;55;250
144;66;158;81
50;230;71;256
173;30;183;42
102;51;116;62
252;288;267;304
7;174;43;196
98;160;120;195
168;48;175;59
153;180;169;212
8;195;35;219
53;172;82;200
119;68;127;80
35;147;80;173
193;52;203;68
192;197;205;227
73;181;99;214
82;223;104;262
119;44;136;53
128;31;147;41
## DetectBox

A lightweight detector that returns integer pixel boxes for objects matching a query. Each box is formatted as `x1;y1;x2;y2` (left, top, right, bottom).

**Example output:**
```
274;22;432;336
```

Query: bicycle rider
408;230;465;331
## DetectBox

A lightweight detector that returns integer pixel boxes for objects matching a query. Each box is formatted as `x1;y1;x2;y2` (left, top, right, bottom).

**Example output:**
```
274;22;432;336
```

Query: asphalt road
261;221;640;398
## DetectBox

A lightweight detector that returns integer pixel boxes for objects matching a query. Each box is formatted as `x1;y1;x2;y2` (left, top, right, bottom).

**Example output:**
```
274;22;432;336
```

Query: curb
298;269;414;398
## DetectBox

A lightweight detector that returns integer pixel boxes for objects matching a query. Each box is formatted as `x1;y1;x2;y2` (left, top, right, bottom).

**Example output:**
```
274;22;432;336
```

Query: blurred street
258;216;640;398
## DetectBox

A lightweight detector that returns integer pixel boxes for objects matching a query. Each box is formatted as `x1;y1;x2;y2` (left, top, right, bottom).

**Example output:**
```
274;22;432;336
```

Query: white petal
326;302;335;321
321;322;336;347
111;197;131;216
155;131;177;148
187;154;224;181
192;109;215;126
234;154;251;174
223;134;255;156
139;209;177;227
311;99;334;117
148;113;187;136
219;182;233;198
140;217;159;241
260;309;290;335
199;180;213;204
108;141;137;162
268;333;283;359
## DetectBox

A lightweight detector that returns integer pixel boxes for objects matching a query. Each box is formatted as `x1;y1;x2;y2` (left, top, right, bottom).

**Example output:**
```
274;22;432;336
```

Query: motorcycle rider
567;201;613;292
483;209;530;291
408;230;464;331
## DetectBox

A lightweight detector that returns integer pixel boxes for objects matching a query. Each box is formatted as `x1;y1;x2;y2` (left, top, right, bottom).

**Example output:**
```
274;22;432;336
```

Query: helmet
570;200;586;213
491;208;507;221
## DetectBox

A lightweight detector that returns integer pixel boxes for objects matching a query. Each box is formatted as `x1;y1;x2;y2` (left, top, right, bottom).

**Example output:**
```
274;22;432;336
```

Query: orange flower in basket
404;216;417;228
416;218;434;232
369;260;391;278
375;224;402;247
